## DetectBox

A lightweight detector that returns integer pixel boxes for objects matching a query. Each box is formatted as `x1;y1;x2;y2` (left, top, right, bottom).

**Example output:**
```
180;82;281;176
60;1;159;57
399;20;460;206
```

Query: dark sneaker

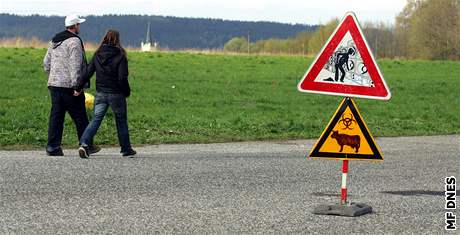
88;145;101;155
46;148;64;156
78;146;90;158
122;149;137;158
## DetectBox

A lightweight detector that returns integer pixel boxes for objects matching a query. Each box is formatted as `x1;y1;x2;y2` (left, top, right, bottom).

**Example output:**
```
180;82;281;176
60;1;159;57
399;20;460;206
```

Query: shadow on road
380;190;460;197
311;192;354;197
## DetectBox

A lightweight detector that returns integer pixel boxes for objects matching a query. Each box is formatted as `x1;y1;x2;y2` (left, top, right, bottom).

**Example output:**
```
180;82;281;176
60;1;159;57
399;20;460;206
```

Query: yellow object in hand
84;92;94;109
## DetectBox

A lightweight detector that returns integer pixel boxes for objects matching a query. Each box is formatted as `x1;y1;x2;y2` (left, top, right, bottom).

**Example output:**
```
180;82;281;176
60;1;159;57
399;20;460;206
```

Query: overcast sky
1;0;407;25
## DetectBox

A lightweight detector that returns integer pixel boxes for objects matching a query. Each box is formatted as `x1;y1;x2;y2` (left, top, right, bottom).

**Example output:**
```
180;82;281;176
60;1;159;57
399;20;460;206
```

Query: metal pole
341;160;349;204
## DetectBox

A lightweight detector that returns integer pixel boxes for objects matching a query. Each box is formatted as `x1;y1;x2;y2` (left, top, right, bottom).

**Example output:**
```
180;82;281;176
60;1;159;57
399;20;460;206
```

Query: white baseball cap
65;14;86;27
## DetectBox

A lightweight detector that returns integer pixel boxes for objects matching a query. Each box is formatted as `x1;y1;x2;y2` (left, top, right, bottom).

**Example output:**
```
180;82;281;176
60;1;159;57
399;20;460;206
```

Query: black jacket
76;44;130;97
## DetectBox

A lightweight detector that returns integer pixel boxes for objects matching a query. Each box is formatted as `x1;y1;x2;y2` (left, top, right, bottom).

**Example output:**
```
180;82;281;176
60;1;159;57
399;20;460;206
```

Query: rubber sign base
313;203;372;217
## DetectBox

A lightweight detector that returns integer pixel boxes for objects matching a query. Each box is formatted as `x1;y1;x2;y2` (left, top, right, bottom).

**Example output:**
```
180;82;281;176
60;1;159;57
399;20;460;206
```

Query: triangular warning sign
309;98;383;161
298;12;391;100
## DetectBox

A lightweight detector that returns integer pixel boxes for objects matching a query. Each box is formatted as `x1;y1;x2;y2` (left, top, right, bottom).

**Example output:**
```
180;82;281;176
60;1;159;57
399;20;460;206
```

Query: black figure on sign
331;130;360;153
334;48;355;82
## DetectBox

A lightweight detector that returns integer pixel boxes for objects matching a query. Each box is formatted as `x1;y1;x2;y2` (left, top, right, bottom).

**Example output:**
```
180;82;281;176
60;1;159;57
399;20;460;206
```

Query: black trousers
334;63;346;82
47;87;90;151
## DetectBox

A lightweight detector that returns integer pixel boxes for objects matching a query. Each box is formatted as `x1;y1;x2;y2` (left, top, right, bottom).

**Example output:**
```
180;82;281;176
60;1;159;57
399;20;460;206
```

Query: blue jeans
80;93;132;153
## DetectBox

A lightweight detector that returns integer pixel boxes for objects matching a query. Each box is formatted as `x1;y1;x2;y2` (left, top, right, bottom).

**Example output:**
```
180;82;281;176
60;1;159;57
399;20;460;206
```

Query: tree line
224;0;460;60
0;14;315;50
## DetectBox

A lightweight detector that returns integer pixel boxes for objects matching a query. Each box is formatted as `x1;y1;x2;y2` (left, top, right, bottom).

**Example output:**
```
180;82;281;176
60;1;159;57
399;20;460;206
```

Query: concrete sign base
313;202;372;217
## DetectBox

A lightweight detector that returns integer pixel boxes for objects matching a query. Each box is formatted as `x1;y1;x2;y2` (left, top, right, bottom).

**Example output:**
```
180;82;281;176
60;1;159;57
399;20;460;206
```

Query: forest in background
0;14;314;50
1;0;458;59
224;0;460;60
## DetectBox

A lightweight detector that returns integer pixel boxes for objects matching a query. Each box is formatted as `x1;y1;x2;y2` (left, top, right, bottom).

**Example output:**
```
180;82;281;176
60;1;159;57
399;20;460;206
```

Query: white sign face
315;32;374;87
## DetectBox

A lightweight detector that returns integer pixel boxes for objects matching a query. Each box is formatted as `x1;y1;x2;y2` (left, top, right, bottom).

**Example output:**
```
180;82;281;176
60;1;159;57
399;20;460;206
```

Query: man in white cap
43;14;100;156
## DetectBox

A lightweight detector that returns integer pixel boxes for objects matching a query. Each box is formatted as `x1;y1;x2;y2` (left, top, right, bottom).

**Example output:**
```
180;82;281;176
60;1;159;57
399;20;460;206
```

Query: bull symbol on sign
340;113;356;130
331;130;360;153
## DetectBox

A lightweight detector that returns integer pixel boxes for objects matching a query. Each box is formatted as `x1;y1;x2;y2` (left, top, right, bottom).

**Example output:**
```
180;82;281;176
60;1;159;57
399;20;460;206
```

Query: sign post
297;12;390;217
310;97;381;216
341;160;348;204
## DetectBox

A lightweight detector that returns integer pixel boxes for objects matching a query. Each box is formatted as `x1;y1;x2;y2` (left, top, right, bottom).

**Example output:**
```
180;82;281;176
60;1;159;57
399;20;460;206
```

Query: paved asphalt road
0;135;458;234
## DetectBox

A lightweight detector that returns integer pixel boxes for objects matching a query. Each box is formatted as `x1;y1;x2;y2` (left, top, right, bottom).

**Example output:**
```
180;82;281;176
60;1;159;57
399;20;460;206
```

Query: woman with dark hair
75;29;136;158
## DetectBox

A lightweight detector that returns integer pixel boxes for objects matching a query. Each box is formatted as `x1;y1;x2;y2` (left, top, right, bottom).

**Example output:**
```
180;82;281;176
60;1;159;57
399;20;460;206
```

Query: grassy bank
0;47;459;149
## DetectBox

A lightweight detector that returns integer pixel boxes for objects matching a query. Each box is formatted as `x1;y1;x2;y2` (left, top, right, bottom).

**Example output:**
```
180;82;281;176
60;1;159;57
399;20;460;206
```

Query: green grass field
0;47;459;149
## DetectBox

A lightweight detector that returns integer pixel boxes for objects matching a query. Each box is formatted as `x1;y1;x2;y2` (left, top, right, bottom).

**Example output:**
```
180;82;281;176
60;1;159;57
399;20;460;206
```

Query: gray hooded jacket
43;30;86;88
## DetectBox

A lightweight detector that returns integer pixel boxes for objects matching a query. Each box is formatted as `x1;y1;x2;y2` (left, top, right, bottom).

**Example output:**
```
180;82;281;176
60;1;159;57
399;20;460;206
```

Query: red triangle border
298;12;391;100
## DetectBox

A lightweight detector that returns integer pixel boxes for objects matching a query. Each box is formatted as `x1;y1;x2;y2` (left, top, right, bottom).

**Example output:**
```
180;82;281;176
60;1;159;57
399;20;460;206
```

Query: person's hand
73;90;81;96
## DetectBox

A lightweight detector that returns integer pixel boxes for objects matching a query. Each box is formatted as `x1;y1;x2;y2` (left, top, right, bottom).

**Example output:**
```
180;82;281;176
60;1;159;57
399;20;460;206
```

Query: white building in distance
141;22;158;52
